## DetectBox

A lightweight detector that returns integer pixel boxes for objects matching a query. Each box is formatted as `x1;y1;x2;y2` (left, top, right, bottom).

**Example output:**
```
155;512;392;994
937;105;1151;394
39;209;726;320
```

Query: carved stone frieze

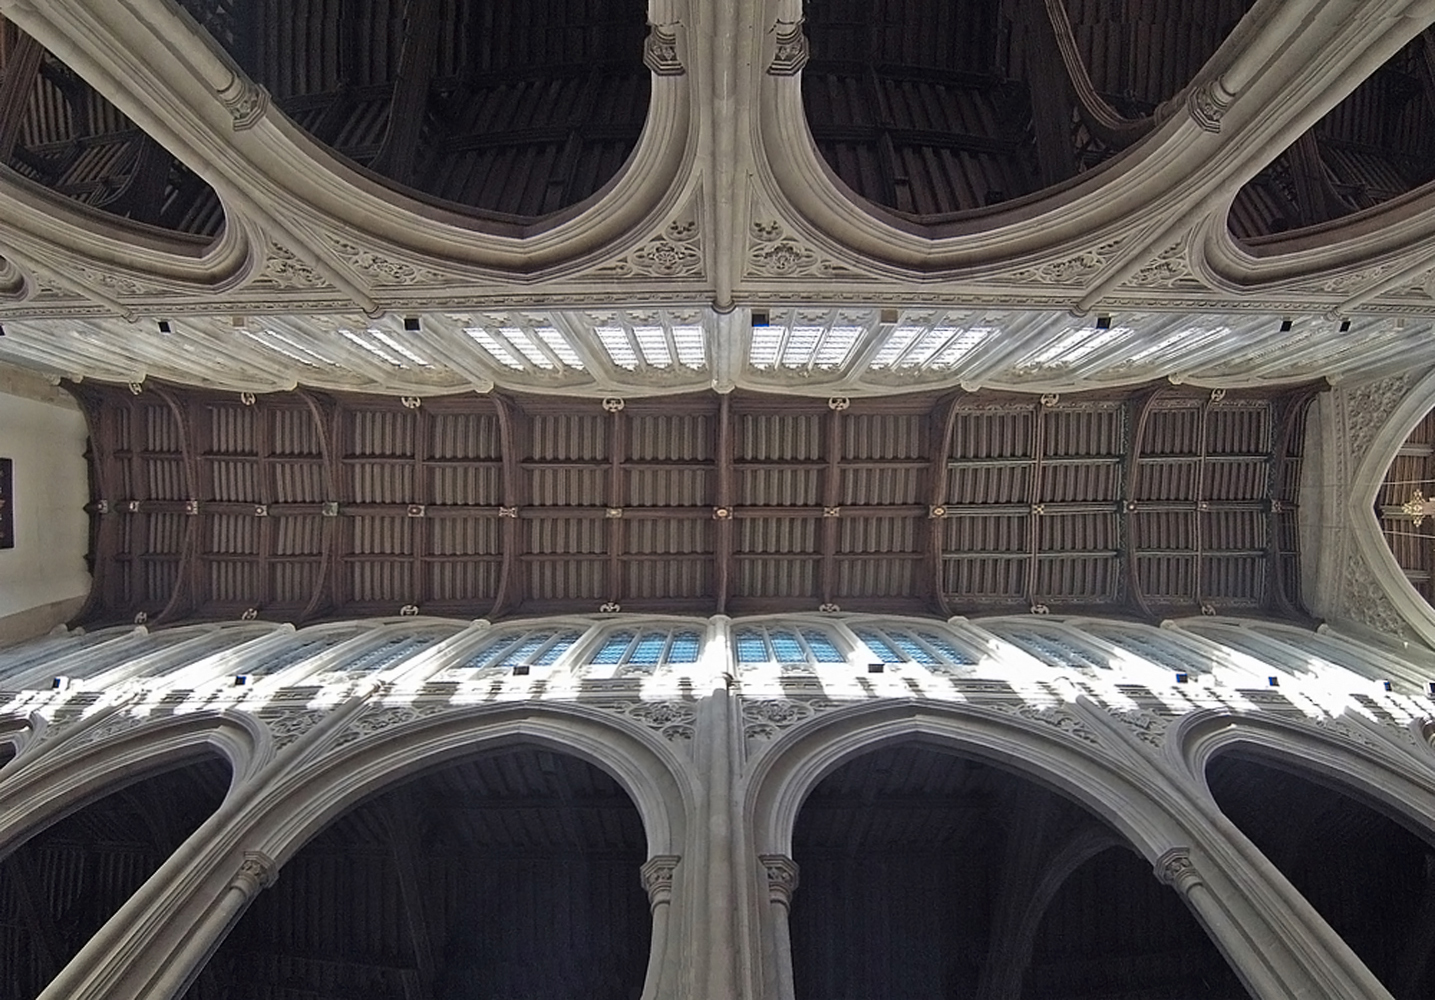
742;697;837;742
323;235;448;287
331;702;448;748
70;711;143;749
259;707;326;749
1113;709;1168;748
1002;241;1125;287
1288;261;1402;296
252;242;331;291
589;205;704;280
991;703;1101;745
1339;550;1407;637
622;700;697;742
1311;715;1381;751
1120;243;1203;291
1341;372;1413;466
746;214;861;280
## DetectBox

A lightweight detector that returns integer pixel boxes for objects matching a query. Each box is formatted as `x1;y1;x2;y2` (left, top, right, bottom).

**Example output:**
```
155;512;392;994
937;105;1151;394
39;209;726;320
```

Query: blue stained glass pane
855;629;903;663
891;633;937;665
535;631;581;665
735;630;769;663
629;634;666;666
668;631;701;664
916;632;976;665
1098;631;1205;673
346;635;439;674
592;633;634;664
250;632;352;676
771;631;805;662
802;631;845;663
499;633;554;666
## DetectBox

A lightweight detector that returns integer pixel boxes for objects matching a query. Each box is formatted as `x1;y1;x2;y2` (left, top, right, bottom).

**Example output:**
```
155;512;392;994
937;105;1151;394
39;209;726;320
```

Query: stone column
639;855;681;1000
760;854;800;1000
139;851;278;999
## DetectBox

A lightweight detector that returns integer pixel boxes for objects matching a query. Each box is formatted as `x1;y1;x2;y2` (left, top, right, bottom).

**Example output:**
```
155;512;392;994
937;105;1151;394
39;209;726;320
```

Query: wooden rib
369;0;442;184
606;403;627;606
714;392;735;614
488;394;522;618
929;393;961;617
300;390;344;623
154;386;201;624
819;404;843;606
0;31;42;162
1120;387;1163;621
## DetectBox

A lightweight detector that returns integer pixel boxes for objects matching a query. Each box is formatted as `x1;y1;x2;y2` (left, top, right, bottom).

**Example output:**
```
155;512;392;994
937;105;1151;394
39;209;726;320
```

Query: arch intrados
240;706;691;868
0;737;237;861
749;703;1186;859
1178;714;1435;843
0;713;257;857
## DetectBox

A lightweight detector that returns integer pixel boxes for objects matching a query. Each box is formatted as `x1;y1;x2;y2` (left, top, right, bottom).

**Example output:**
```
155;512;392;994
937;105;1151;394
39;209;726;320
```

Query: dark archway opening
800;0;1252;218
185;744;652;1000
0;754;232;999
177;0;652;220
790;743;1245;999
1208;751;1435;999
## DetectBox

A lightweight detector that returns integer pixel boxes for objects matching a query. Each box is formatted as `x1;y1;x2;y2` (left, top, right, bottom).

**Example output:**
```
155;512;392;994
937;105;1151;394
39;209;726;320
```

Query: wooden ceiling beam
927;394;961;617
154;386;201;625
0;29;42;162
369;0;442;185
606;403;627;607
715;393;735;614
300;391;341;624
1121;388;1163;622
820;403;843;607
488;394;524;618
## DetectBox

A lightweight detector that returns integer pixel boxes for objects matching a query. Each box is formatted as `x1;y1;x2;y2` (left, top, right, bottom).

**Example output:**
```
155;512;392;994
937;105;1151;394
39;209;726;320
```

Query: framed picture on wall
0;458;11;548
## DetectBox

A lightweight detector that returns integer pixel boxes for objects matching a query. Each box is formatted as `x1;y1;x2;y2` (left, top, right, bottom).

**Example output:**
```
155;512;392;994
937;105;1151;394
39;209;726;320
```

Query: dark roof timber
65;379;1319;628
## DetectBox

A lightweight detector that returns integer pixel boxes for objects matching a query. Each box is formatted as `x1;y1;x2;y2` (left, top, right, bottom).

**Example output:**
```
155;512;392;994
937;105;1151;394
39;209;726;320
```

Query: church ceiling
69;378;1314;628
1377;406;1435;606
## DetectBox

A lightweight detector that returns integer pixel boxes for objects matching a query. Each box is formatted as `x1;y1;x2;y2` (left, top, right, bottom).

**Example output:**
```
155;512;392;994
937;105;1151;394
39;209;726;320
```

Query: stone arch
0;711;260;857
67;703;696;1000
1194;728;1435;998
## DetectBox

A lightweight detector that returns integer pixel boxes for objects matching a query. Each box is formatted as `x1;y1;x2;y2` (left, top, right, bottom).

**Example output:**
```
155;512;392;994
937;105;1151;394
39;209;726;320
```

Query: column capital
760;854;800;906
640;855;681;908
1154;846;1203;896
231;850;278;897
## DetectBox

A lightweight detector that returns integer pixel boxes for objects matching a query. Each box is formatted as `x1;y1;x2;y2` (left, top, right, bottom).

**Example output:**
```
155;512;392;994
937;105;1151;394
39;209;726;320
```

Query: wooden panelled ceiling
1234;31;1435;241
176;0;651;219
69;379;1316;628
1377;407;1435;604
802;0;1254;217
0;16;224;238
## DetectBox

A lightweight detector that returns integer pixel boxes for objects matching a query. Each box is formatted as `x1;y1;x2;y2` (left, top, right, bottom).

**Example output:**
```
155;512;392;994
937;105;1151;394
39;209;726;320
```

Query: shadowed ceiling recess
69;379;1314;627
176;0;652;218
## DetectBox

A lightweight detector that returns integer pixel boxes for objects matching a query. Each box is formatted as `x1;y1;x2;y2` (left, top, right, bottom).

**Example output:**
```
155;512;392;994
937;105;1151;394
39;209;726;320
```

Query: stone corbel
1187;76;1236;134
215;74;271;131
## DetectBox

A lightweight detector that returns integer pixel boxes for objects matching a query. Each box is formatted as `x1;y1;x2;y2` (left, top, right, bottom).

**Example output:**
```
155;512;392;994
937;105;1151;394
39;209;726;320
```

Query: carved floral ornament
590;210;703;280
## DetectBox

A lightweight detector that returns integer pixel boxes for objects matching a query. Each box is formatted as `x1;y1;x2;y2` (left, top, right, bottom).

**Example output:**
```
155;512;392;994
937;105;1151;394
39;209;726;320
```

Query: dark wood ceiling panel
68;381;1315;626
177;0;650;218
1233;32;1435;241
0;16;223;238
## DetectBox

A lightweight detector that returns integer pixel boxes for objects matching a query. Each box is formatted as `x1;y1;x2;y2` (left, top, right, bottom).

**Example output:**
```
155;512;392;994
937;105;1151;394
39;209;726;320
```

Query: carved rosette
761;854;800;906
640;855;681;908
593;215;704;280
1154;847;1203;895
233;850;278;896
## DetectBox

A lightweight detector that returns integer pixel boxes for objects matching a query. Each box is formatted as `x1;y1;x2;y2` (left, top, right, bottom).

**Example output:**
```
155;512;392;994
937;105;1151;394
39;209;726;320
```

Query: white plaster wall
0;381;89;636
